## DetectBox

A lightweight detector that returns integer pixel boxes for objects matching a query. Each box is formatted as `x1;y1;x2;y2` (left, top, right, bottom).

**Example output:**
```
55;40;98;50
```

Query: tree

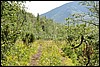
65;1;99;66
79;1;99;27
1;1;27;63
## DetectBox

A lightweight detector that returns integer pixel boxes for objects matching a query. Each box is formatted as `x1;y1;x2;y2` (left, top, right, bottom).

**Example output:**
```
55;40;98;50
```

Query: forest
1;1;99;66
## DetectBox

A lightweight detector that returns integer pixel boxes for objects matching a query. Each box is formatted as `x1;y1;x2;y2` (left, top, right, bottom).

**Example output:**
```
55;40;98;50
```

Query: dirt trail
29;41;71;66
29;44;42;66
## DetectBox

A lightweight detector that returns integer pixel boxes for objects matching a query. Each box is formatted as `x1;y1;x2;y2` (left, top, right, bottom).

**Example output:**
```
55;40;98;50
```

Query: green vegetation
1;1;99;66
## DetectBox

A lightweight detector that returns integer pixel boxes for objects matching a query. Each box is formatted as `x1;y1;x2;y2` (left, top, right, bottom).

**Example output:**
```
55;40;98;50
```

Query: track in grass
29;40;74;66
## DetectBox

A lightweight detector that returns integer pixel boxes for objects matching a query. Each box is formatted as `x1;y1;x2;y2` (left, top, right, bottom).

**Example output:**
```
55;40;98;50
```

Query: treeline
1;1;65;45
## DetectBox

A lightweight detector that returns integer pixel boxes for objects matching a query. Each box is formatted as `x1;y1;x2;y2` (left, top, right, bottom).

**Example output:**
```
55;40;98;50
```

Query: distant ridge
40;1;89;23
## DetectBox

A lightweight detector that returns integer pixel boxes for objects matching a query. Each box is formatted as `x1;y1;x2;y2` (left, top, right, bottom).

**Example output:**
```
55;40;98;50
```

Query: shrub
22;32;35;45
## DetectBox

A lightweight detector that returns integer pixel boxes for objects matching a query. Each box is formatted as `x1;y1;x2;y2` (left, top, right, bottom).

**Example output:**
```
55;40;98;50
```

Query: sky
24;1;73;17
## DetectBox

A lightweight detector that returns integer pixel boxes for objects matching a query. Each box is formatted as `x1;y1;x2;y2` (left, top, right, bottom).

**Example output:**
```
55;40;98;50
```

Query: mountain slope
40;1;89;23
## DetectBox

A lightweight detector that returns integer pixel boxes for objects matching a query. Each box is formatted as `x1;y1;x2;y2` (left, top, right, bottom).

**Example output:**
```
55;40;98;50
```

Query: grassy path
29;44;42;66
29;40;74;66
2;40;74;66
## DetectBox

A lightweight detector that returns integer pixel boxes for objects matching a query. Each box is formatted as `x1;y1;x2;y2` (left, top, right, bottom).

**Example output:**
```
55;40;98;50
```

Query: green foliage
1;40;39;66
1;1;26;63
1;1;99;66
61;44;79;65
64;1;99;66
22;32;35;45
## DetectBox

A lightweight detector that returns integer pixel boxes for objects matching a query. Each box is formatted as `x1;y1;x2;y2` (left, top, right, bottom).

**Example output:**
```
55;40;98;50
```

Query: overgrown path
29;44;42;66
29;40;74;66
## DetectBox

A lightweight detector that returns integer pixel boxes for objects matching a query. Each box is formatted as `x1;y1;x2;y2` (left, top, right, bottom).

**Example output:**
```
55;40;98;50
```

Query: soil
29;44;42;66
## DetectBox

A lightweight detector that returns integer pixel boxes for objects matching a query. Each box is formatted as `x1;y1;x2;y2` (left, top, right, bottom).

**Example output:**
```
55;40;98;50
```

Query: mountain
40;1;89;23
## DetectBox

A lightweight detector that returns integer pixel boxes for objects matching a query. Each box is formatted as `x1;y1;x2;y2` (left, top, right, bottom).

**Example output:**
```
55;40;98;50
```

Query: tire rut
29;44;42;66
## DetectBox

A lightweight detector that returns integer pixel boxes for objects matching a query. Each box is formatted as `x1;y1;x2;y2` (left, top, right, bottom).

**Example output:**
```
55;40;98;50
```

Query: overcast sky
24;1;73;16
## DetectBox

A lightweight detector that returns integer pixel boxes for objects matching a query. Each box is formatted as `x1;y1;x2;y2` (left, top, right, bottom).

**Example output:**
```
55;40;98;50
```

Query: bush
62;45;79;65
22;32;35;45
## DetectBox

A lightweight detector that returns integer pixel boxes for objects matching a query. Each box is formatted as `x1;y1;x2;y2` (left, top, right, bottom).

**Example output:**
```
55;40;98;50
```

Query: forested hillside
40;1;89;23
1;1;99;66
